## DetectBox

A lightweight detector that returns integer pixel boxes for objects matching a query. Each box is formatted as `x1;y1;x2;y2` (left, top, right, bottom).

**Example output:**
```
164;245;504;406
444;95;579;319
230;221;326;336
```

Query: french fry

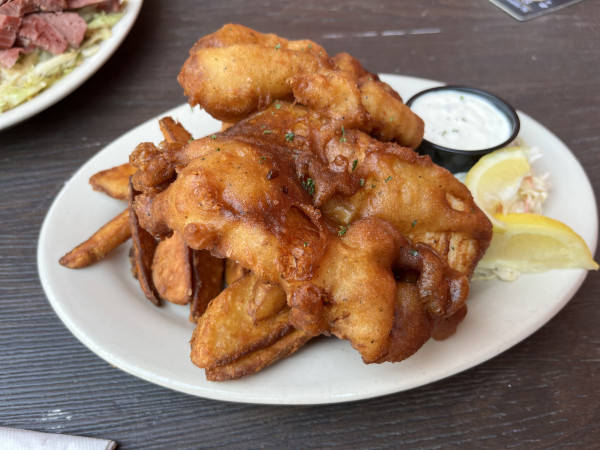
191;273;297;370
59;209;131;269
89;163;137;200
152;231;193;305
224;259;249;286
189;250;225;322
159;116;193;143
206;328;312;381
128;184;160;306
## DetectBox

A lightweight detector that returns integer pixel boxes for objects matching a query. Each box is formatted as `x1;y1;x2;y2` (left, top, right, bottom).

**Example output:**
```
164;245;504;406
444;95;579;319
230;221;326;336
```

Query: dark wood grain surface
1;0;599;448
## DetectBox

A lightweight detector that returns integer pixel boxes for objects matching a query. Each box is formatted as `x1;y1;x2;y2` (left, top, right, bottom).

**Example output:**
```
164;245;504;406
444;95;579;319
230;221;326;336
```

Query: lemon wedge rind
477;213;599;273
465;146;532;230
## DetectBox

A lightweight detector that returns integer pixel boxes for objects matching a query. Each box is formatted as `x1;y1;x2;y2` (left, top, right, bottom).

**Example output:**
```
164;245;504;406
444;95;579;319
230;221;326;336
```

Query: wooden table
2;0;599;447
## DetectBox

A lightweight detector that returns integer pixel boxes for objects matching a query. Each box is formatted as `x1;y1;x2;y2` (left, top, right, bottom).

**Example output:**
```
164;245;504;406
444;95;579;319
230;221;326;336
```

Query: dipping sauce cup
407;86;520;173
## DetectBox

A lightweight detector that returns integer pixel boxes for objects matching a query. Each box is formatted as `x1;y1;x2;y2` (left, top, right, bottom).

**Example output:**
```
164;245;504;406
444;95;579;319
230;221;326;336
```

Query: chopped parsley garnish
385;176;392;183
302;178;315;196
258;156;266;164
338;225;349;236
411;219;418;227
285;132;295;142
275;43;281;50
410;250;418;257
339;126;347;143
352;159;358;171
263;129;272;135
359;178;365;186
211;134;217;139
275;102;282;109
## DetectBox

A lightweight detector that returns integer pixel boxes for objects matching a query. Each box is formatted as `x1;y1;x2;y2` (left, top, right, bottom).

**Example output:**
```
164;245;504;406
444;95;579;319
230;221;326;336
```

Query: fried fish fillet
178;24;423;149
220;102;492;277
133;135;468;364
178;24;334;123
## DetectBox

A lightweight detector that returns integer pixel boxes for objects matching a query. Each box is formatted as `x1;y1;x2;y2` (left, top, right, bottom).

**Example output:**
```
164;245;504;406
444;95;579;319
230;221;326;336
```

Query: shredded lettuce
0;8;125;113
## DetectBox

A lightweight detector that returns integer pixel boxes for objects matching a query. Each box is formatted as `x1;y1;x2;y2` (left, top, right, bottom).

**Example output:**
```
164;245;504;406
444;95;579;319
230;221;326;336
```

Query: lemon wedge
465;146;531;229
477;213;598;273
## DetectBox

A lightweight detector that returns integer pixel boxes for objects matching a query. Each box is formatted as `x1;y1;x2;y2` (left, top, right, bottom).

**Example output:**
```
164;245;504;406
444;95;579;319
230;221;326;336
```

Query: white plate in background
0;0;143;131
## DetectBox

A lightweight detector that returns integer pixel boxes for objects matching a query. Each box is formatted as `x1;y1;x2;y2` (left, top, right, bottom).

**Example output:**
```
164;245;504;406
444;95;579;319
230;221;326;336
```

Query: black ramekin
406;85;520;173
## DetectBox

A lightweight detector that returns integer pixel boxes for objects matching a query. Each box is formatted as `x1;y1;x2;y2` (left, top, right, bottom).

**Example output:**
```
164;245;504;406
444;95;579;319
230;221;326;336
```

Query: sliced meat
0;1;67;17
0;45;29;67
39;11;86;48
0;0;37;17
18;13;67;54
38;0;67;9
0;14;21;49
67;0;119;11
98;0;120;12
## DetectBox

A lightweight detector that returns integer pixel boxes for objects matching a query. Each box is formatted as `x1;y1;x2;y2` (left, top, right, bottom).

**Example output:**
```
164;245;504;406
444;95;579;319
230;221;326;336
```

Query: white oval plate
0;0;143;131
37;75;598;405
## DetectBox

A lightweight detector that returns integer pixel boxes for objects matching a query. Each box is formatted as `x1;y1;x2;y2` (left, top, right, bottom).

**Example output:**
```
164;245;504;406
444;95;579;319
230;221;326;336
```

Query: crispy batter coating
178;24;335;123
357;78;424;149
219;102;491;277
178;24;423;149
133;135;469;363
322;145;492;278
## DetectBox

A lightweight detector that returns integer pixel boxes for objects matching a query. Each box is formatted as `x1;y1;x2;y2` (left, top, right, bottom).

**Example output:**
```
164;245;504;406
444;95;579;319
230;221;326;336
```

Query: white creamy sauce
411;90;512;151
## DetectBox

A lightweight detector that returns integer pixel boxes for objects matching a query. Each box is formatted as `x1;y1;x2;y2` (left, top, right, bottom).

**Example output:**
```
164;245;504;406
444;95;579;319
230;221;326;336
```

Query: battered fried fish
220;102;492;277
133;135;469;364
178;24;423;149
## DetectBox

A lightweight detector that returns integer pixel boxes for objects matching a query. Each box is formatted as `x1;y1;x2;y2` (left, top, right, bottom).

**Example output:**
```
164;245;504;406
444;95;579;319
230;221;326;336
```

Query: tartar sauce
410;90;512;151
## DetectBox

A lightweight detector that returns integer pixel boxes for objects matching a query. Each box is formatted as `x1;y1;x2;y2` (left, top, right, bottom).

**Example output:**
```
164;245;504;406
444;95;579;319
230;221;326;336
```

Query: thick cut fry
195;271;312;381
224;259;249;286
89;163;137;200
159;116;193;143
205;328;312;381
129;185;160;306
59;209;131;268
189;250;225;322
152;231;193;305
